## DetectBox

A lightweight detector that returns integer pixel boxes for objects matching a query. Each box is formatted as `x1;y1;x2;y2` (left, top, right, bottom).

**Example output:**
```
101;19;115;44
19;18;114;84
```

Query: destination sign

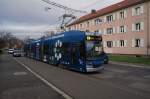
86;36;102;41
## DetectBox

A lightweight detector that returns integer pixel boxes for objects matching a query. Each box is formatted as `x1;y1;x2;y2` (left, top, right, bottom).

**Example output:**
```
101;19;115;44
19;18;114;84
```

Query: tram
24;30;108;72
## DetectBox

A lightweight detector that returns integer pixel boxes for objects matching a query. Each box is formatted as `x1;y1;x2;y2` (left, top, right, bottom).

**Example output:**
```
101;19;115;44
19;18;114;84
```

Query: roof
67;0;149;26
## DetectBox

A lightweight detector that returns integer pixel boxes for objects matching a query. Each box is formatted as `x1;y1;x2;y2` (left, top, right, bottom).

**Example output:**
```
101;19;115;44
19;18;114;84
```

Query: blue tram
24;30;108;72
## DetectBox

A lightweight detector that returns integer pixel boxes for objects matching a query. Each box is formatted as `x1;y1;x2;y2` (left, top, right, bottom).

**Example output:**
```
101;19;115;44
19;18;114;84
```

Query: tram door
71;43;81;65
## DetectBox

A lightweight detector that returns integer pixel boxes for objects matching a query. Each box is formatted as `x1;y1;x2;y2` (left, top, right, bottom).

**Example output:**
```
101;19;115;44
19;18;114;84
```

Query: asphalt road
0;54;65;99
1;53;150;99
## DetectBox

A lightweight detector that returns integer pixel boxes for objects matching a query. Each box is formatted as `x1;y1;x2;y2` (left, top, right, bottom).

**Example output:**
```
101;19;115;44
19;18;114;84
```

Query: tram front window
86;41;102;60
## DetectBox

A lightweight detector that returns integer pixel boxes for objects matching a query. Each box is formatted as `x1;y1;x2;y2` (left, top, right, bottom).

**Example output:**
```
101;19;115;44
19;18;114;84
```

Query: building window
107;28;113;34
94;30;99;33
132;6;144;16
135;7;141;15
74;26;75;30
120;26;125;33
120;40;125;47
80;24;82;28
120;11;125;19
135;23;141;31
68;27;71;30
94;18;102;25
132;22;144;31
107;41;113;48
86;30;90;32
87;21;90;27
106;15;113;22
76;25;79;30
135;39;141;47
132;38;144;47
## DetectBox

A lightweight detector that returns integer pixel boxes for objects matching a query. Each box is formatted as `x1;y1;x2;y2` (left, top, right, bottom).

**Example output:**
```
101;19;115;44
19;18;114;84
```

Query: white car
13;50;22;57
8;49;14;54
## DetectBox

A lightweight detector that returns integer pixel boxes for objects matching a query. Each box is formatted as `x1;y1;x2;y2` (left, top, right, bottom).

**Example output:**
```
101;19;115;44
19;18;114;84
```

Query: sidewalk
109;61;150;69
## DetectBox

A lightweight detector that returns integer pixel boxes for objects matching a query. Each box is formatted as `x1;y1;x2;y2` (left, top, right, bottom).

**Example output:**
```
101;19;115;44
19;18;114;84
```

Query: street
0;54;65;99
0;53;150;99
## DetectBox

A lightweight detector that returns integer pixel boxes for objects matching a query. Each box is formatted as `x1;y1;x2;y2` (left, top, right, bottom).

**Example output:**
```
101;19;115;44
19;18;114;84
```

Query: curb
109;61;150;69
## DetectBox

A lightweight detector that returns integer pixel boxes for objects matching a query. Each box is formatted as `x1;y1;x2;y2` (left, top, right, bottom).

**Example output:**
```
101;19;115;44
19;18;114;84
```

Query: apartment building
67;0;150;56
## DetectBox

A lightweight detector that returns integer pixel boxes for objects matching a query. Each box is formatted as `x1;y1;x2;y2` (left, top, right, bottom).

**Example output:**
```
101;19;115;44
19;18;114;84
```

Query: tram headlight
87;36;91;40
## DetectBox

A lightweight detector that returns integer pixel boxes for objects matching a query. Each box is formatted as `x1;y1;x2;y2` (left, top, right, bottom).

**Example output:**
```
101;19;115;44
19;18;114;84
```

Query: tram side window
51;43;56;58
34;46;36;53
31;46;35;53
38;44;42;58
61;42;85;64
79;42;85;59
50;43;54;56
43;44;49;55
39;44;42;54
71;46;79;64
62;43;70;57
28;46;30;51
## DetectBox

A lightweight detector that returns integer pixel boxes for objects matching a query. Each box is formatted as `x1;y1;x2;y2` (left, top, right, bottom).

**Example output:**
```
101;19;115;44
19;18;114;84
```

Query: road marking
13;71;28;76
13;58;73;99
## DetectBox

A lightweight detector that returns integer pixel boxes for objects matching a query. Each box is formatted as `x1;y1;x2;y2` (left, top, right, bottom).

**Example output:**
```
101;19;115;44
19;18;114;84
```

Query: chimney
91;9;96;14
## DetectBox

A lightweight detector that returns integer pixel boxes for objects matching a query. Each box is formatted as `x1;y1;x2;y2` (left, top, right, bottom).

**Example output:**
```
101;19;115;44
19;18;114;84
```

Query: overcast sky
0;0;122;39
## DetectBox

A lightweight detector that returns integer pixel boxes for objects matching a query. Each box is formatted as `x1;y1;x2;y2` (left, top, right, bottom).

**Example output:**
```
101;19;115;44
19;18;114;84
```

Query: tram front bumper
86;65;104;72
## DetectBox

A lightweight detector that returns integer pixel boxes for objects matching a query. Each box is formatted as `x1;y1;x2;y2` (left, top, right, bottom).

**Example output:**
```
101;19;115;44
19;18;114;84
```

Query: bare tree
0;31;13;49
0;31;24;49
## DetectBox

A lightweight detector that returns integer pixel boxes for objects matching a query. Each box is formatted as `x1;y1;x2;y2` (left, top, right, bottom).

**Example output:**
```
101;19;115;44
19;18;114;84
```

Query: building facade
67;0;150;55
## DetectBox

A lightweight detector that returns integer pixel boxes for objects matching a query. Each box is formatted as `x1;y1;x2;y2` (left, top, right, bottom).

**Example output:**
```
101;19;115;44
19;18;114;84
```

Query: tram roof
29;30;101;43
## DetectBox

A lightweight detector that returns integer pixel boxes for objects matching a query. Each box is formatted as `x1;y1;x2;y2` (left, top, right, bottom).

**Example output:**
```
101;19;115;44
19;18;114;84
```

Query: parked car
100;51;109;64
8;49;14;54
104;54;109;64
13;50;22;57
